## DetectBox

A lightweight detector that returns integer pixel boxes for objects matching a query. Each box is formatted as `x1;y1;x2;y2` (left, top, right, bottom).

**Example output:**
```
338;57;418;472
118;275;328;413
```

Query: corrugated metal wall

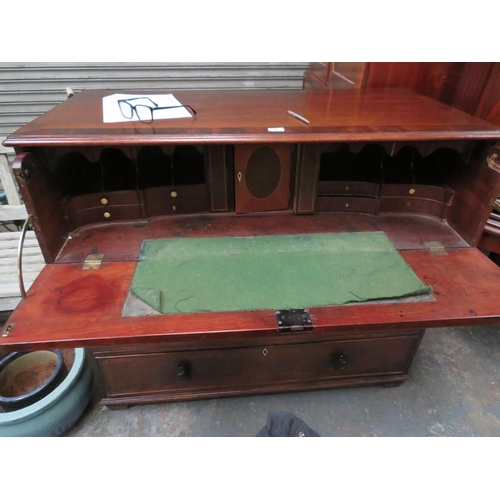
0;62;308;145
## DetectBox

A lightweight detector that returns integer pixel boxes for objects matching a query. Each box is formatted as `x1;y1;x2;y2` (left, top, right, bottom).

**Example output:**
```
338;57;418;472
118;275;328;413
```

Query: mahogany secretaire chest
2;88;500;408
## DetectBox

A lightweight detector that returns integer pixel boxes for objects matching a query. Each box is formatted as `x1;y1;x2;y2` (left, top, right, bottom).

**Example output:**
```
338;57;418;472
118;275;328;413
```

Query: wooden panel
206;145;232;211
475;63;500;126
452;63;494;115
12;153;68;263
479;231;500;255
293;143;320;213
447;145;500;245
3;245;500;350
234;144;292;213
56;212;470;264
364;63;466;105
304;63;498;126
5;89;500;148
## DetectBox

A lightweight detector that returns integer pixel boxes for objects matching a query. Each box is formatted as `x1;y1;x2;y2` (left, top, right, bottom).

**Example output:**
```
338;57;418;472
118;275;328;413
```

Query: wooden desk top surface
5;88;500;147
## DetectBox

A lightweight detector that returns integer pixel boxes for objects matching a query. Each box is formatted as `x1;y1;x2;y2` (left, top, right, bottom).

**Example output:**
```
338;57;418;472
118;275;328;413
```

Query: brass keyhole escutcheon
237;171;243;183
263;348;268;356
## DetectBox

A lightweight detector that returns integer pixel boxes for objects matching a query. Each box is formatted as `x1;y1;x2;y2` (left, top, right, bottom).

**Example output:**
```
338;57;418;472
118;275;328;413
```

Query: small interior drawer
68;205;143;227
317;181;380;198
379;198;448;219
380;184;453;204
144;185;208;216
316;196;380;214
65;190;141;211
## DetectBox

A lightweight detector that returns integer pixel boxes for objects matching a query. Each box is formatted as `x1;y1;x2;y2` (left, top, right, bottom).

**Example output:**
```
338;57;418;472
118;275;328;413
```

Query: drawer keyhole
263;348;268;356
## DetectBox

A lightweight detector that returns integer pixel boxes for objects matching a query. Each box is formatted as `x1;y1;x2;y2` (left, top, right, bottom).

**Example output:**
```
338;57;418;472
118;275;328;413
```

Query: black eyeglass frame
117;97;197;124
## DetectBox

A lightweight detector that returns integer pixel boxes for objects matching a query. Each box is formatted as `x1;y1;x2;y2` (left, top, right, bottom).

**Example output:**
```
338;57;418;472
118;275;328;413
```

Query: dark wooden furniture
2;88;500;409
303;63;499;119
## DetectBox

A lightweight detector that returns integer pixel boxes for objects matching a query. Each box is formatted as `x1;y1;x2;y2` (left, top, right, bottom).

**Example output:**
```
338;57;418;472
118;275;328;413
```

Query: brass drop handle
177;362;191;381
17;214;33;300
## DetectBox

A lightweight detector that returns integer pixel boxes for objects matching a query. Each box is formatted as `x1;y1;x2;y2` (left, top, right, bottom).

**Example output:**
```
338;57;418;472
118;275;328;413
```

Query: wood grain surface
2;245;500;350
5;88;500;147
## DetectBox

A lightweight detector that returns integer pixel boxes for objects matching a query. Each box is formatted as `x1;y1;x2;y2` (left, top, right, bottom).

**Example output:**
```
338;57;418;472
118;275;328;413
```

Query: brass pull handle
177;362;191;381
17;214;33;300
331;352;348;371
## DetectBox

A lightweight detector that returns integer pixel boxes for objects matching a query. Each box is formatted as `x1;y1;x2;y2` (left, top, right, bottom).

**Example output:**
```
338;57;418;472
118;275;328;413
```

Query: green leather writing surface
130;232;431;315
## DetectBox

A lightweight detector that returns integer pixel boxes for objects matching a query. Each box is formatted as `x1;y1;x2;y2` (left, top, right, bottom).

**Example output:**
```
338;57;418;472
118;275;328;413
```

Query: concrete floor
63;325;500;437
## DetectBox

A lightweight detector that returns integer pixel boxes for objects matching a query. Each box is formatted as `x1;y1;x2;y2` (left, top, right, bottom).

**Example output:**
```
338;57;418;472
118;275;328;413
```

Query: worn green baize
130;232;430;315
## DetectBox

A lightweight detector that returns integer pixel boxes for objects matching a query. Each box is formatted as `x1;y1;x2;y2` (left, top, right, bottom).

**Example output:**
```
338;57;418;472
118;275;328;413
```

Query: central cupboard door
234;144;293;213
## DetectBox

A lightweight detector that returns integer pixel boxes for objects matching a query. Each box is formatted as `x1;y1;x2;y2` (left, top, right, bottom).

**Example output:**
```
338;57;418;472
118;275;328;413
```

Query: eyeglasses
117;97;197;124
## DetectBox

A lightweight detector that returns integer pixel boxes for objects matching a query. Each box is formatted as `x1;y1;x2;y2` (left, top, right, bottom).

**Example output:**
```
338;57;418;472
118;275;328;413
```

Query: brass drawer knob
171;190;178;198
103;212;111;218
409;188;416;195
101;198;109;205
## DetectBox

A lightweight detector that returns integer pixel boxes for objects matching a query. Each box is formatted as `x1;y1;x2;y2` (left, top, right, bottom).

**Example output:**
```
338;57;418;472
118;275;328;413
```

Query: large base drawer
93;332;423;406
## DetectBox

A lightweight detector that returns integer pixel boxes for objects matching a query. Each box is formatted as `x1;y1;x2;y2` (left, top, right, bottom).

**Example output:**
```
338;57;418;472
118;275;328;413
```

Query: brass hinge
2;323;14;337
83;253;104;270
426;241;447;256
276;309;313;333
487;153;499;169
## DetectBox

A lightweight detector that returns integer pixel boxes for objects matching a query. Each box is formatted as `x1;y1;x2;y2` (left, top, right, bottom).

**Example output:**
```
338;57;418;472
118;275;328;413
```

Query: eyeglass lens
135;105;153;123
118;101;133;119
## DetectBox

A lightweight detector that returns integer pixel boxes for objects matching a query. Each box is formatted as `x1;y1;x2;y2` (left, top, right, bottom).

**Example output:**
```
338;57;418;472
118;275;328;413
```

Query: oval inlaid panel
245;146;281;199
